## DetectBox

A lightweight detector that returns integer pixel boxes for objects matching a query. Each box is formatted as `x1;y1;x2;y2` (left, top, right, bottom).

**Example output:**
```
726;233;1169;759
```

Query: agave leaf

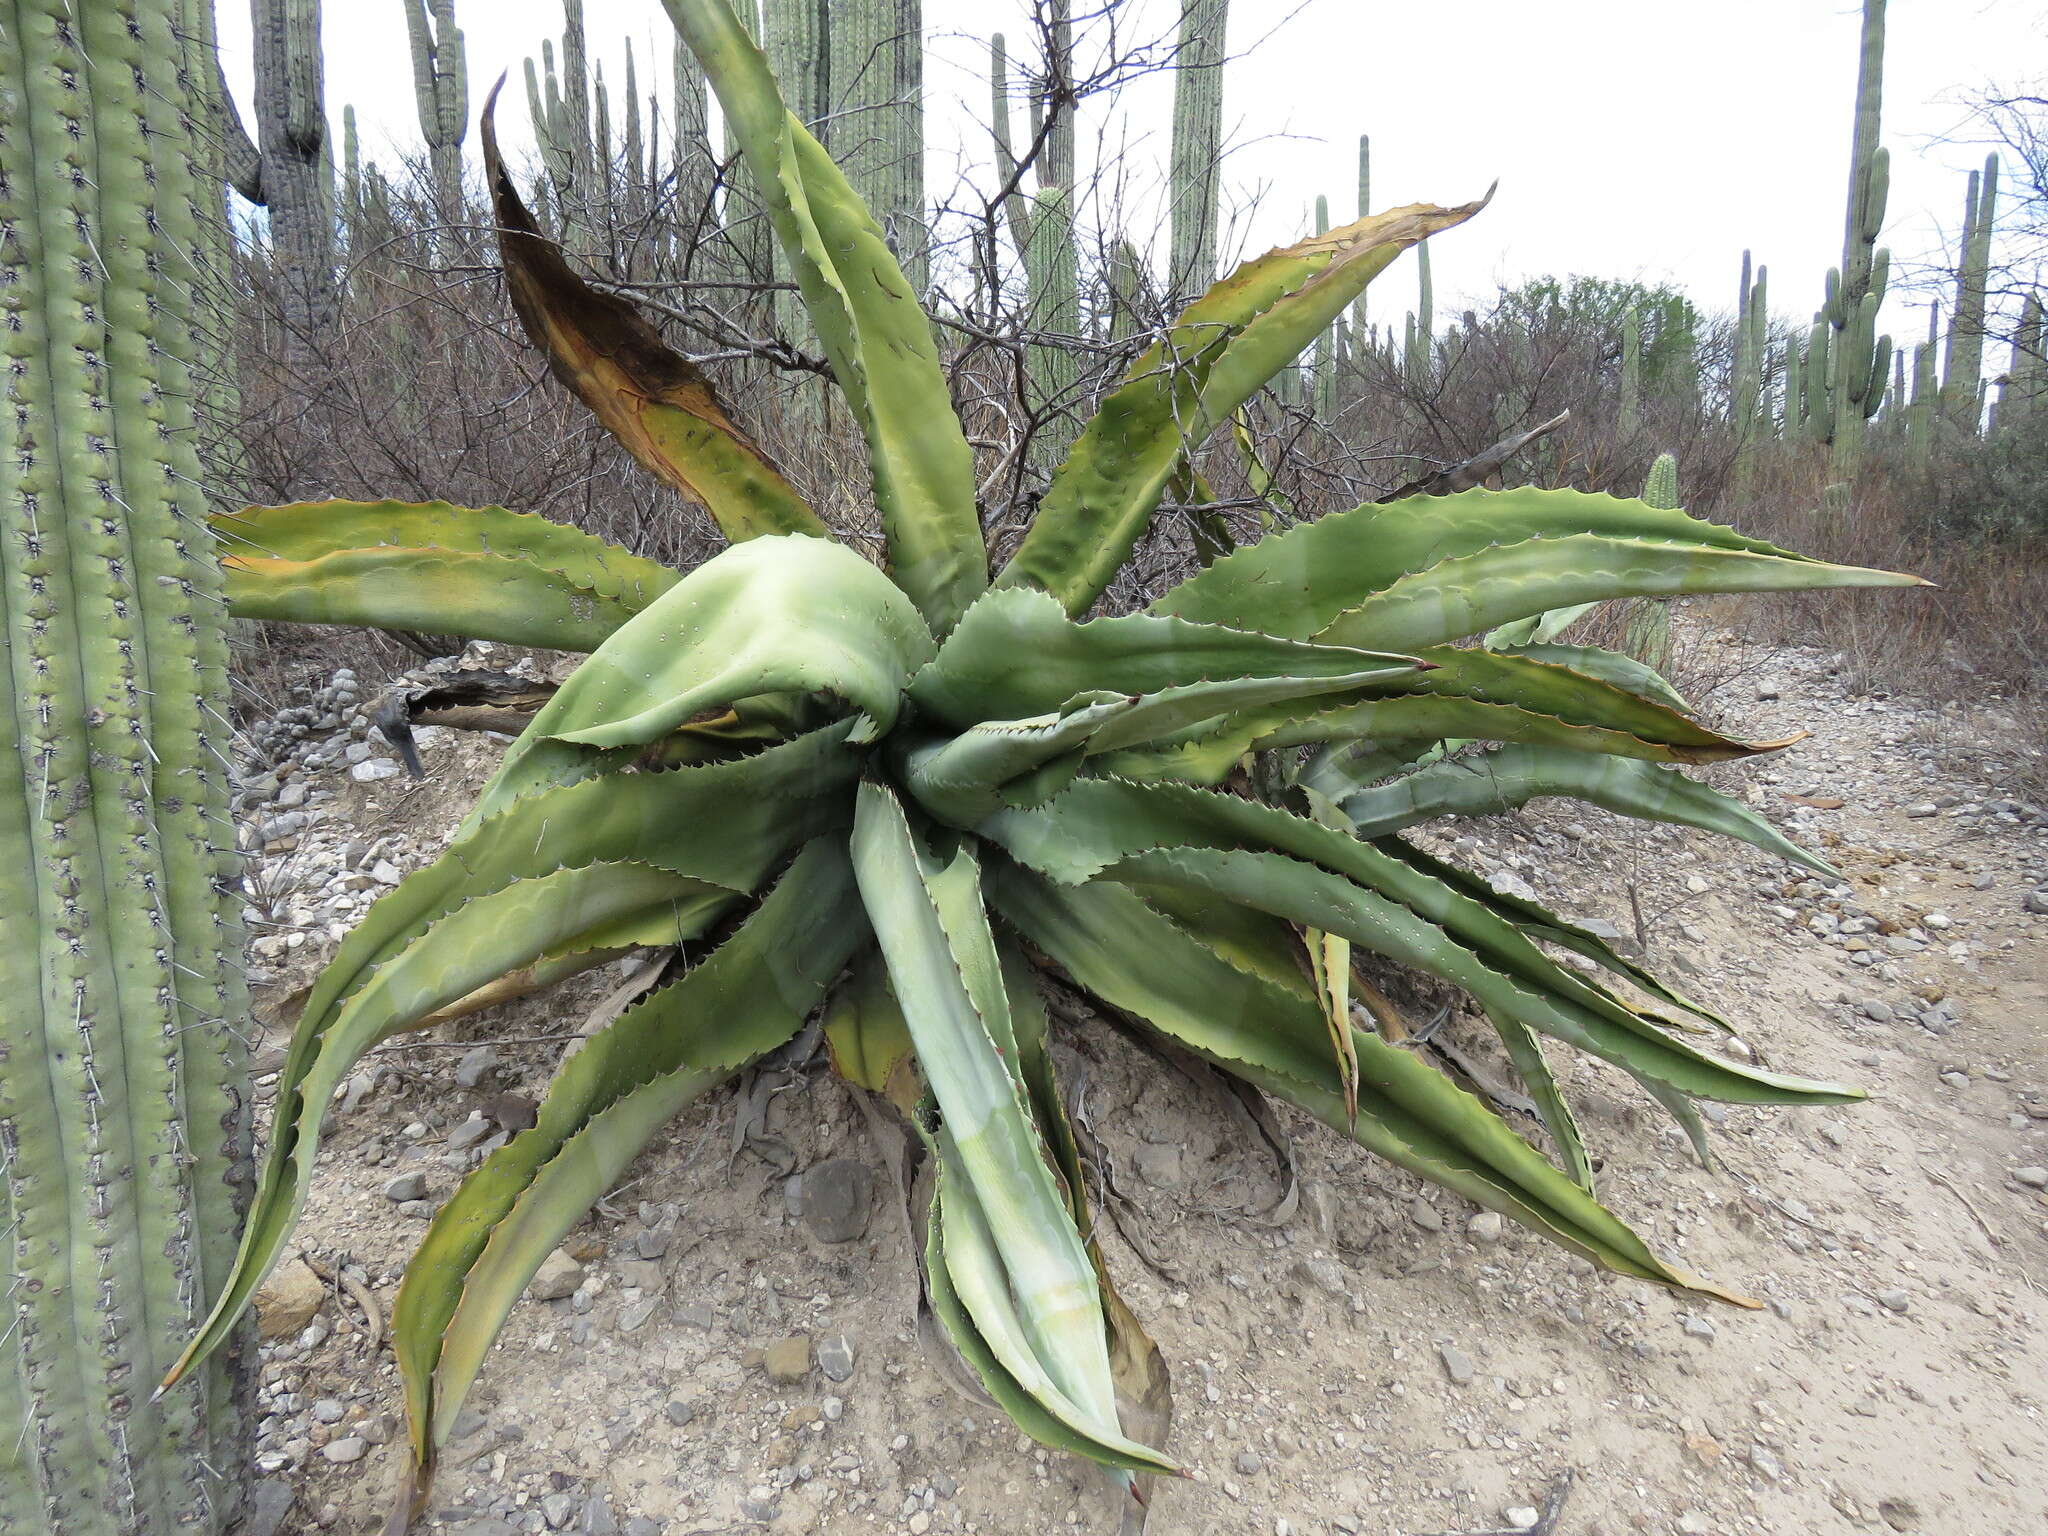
989;867;1750;1302
662;0;985;632
849;784;1172;1472
908;586;1419;728
1486;642;1692;713
1321;534;1928;654
924;1150;1173;1475
1488;1014;1595;1191
822;952;923;1104
1330;745;1838;878
394;840;864;1477
162;730;856;1389
1001;200;1486;615
980;780;1858;1106
1485;603;1601;649
480;91;829;546
538;535;934;750
212;491;682;652
167;860;720;1391
1373;835;1734;1034
1152;486;1924;643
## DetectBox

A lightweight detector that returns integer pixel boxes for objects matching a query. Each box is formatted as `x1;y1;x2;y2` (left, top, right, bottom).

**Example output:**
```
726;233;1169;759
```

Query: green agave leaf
213;493;683;650
394;839;864;1473
1319;534;1929;654
1000;200;1485;615
162;729;856;1390
822;949;917;1097
908;585;1418;728
663;0;985;632
1486;642;1693;713
481;93;830;546
980;780;1857;1106
1332;745;1838;878
1485;602;1601;649
1373;835;1735;1035
1489;1014;1595;1192
849;784;1173;1472
988;866;1749;1302
540;535;934;750
1152;486;1923;644
168;860;720;1392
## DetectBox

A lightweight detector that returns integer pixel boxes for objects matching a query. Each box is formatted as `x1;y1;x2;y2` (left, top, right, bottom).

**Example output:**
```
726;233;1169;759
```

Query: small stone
541;1492;578;1529
1234;1450;1263;1475
311;1398;346;1424
1437;1343;1475;1385
674;1302;718;1330
796;1158;875;1244
1876;1289;1911;1313
319;1436;367;1465
820;1396;844;1422
383;1172;427;1203
2024;890;2048;916
634;1225;673;1260
1905;802;1939;818
350;758;403;783
1684;1433;1723;1466
762;1335;810;1384
616;1298;659;1334
582;1496;620;1536
1750;1446;1784;1481
816;1332;855;1382
737;1497;780;1523
623;1521;662;1536
1939;1070;1970;1090
446;1116;494;1150
2013;1166;2048;1189
1676;1514;1712;1535
1408;1197;1444;1233
529;1249;584;1302
253;1257;326;1340
453;1045;497;1088
1466;1212;1504;1244
664;1399;698;1427
1878;1496;1922;1532
1503;1508;1541;1531
1681;1315;1717;1341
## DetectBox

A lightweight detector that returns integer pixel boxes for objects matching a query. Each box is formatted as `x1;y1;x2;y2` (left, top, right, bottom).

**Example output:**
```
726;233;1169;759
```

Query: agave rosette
166;0;1923;1520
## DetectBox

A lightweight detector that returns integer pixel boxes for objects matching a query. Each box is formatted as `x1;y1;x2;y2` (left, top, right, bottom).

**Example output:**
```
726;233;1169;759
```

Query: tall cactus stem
1168;0;1228;299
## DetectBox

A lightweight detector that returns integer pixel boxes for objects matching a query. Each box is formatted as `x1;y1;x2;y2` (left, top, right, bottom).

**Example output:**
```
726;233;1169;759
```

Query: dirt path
232;639;2047;1536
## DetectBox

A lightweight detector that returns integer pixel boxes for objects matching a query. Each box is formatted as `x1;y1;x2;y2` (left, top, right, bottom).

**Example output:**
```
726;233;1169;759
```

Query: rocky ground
224;626;2048;1536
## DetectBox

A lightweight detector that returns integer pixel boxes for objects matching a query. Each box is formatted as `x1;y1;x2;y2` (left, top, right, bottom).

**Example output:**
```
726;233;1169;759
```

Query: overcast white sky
217;0;2045;333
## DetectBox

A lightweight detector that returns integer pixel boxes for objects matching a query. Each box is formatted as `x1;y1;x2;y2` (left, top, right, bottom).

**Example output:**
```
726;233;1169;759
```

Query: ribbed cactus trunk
1624;454;1678;670
1168;0;1227;301
1349;134;1370;338
1943;153;1998;433
0;3;252;1532
827;0;927;288
1821;0;1892;472
404;0;469;251
1731;252;1769;483
245;0;339;388
1618;304;1642;437
1404;241;1433;384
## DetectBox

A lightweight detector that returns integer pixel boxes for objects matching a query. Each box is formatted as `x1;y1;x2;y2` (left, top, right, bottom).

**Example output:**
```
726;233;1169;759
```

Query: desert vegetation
1;1;2041;1533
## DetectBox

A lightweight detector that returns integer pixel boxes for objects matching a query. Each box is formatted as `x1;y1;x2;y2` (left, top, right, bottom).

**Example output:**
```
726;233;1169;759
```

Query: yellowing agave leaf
481;83;828;546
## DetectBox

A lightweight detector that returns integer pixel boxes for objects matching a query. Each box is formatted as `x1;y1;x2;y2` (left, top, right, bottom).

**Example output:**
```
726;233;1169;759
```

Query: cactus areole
141;0;1927;1529
1;1;251;1531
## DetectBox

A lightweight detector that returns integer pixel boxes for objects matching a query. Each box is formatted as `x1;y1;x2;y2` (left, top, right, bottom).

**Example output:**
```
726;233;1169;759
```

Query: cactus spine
1820;0;1892;470
1943;153;1999;431
1;2;250;1530
1168;0;1228;299
403;0;469;238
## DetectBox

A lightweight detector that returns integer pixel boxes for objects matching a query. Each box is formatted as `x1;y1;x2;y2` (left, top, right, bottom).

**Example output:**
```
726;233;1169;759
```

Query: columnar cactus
1405;240;1434;383
1350;134;1371;336
1943;153;1999;432
1168;0;1228;300
829;0;928;286
2001;292;2044;434
403;0;469;235
674;31;716;225
223;0;338;386
1819;0;1893;469
1618;304;1642;436
0;3;250;1530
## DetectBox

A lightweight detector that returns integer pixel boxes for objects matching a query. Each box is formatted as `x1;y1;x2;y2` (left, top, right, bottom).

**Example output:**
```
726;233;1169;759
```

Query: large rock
253;1256;326;1340
796;1158;874;1244
529;1248;585;1302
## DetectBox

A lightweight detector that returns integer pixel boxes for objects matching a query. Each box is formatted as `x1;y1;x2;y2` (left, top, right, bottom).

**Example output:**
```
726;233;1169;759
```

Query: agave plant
161;0;1922;1521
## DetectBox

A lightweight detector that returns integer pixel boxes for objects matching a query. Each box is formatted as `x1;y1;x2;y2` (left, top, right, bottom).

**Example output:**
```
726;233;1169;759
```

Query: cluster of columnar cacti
827;0;928;283
1;3;250;1531
1168;0;1228;299
404;0;469;234
1731;251;1770;451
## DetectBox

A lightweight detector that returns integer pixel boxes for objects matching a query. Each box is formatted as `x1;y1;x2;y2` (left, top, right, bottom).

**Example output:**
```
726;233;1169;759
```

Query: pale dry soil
234;634;2048;1536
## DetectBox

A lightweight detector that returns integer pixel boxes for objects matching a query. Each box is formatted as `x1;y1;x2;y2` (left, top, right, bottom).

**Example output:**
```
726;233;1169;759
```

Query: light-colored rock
253;1256;326;1340
529;1249;584;1302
